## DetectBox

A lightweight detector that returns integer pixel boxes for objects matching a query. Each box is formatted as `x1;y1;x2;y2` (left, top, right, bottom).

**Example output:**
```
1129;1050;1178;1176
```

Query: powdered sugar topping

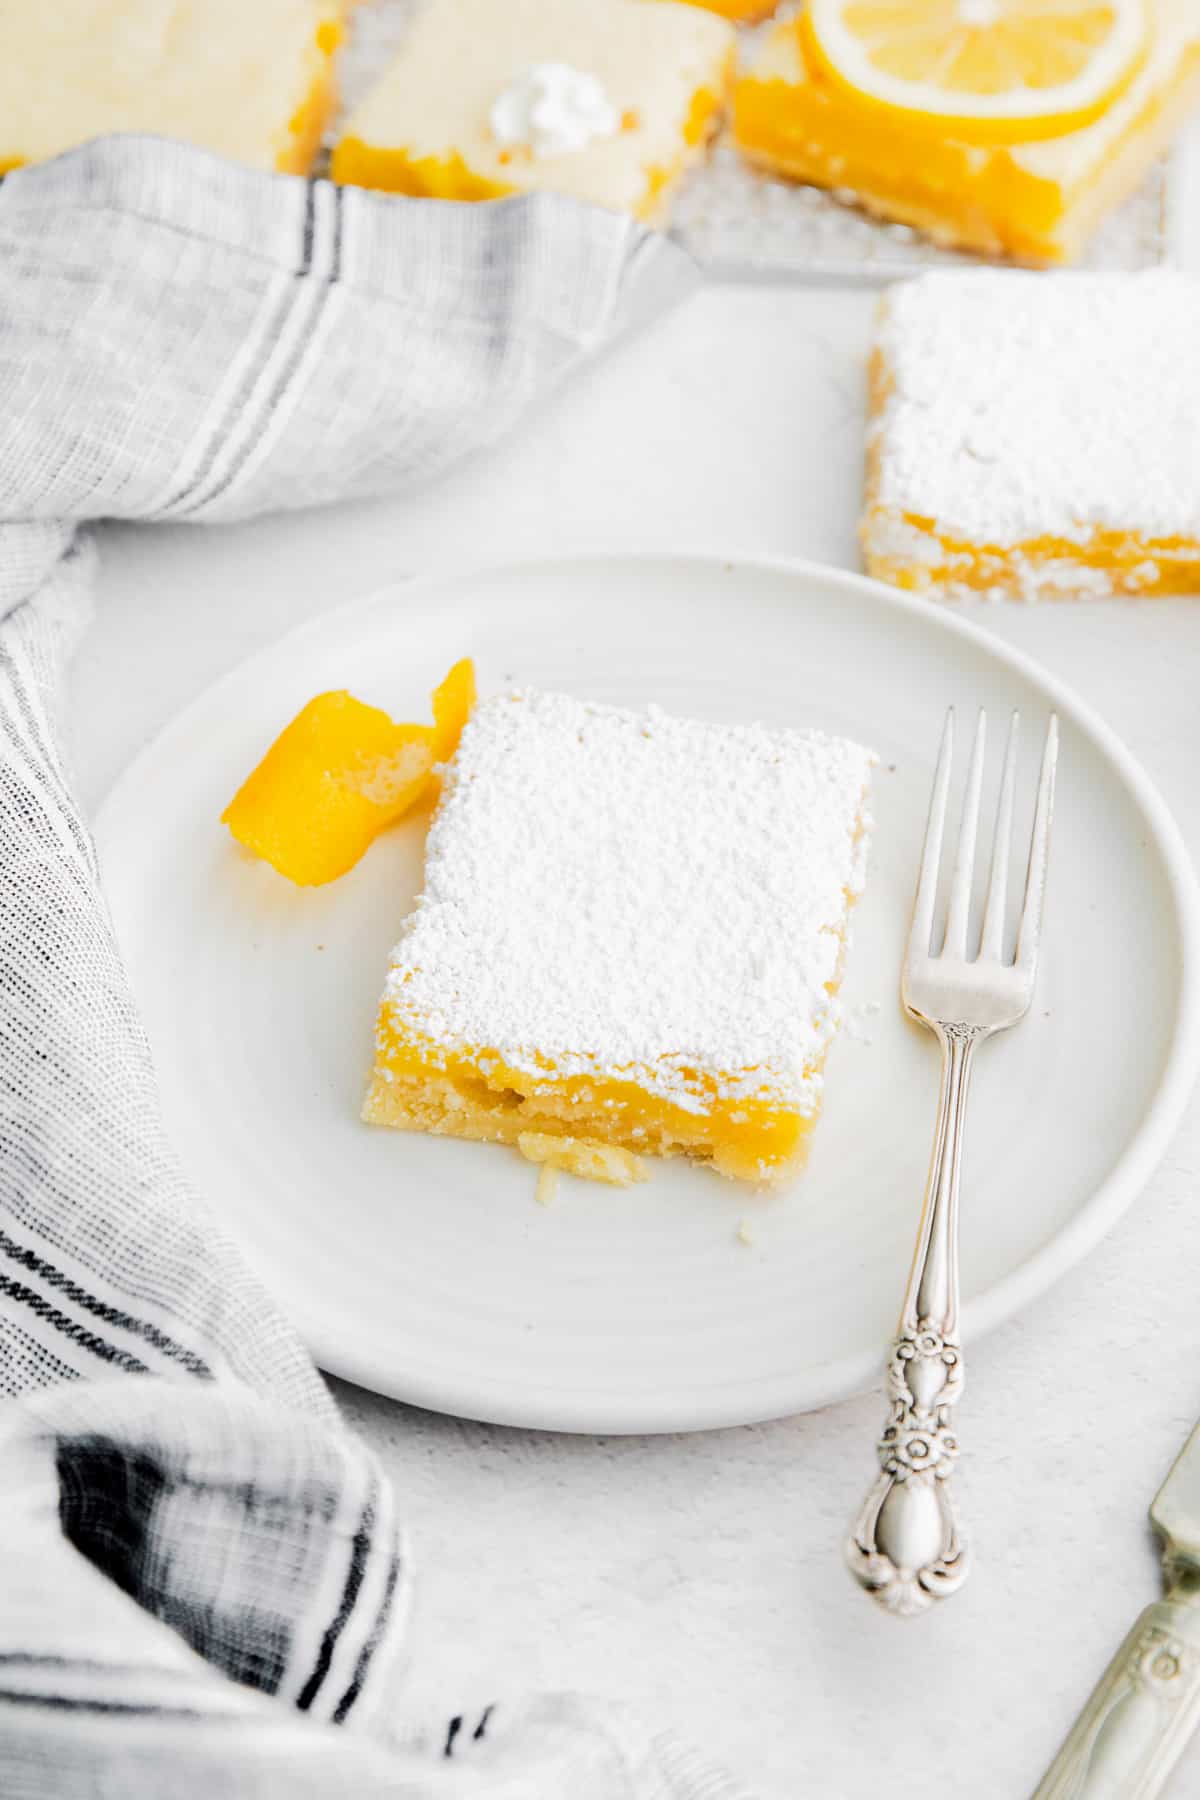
382;689;874;1115
871;270;1200;547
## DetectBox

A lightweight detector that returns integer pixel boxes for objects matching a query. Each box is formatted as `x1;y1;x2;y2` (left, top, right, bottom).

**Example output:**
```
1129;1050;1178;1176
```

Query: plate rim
94;550;1200;1431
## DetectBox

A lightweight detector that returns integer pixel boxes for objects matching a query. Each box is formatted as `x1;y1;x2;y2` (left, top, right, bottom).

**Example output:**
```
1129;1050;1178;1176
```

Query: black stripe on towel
330;1543;402;1723
0;1690;204;1718
296;1475;376;1714
300;175;317;273
0;1274;149;1374
0;1654;180;1673
330;172;344;283
0;1228;211;1378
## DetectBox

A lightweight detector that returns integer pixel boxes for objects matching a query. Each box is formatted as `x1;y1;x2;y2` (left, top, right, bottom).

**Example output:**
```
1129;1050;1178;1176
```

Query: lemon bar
0;0;342;177
733;0;1200;266
363;689;874;1187
862;270;1200;602
331;0;734;226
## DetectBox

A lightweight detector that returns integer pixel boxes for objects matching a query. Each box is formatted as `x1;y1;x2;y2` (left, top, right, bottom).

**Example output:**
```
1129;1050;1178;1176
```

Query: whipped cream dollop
489;63;620;159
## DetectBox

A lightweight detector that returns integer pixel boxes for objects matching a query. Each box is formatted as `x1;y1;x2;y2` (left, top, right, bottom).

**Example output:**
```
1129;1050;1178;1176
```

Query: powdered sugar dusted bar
363;687;874;1186
862;270;1200;602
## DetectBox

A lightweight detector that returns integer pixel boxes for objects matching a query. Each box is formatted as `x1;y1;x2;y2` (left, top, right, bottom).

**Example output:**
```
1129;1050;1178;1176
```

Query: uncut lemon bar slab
363;689;874;1187
862;270;1200;603
733;0;1200;267
0;0;342;176
331;0;734;226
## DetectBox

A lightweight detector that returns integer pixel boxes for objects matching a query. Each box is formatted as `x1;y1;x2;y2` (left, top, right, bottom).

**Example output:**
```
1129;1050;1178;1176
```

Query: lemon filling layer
363;688;874;1187
864;518;1200;601
684;0;778;19
363;1029;818;1184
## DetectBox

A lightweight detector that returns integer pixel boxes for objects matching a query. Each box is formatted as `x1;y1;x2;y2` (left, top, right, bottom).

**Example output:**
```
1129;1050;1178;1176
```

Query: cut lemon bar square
363;688;874;1187
733;0;1200;266
331;0;734;226
862;270;1200;602
0;0;343;177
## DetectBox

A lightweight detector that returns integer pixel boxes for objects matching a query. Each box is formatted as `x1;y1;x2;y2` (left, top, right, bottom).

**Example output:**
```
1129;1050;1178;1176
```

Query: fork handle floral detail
847;1021;979;1617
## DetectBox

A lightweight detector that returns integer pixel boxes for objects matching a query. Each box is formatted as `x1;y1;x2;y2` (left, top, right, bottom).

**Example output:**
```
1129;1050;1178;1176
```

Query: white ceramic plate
95;554;1200;1433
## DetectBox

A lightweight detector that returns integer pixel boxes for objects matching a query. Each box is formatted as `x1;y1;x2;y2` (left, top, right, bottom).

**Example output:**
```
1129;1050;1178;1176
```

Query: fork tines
911;708;1059;973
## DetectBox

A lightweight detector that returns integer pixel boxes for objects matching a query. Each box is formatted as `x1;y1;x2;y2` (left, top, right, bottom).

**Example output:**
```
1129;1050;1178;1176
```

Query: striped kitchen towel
0;134;747;1798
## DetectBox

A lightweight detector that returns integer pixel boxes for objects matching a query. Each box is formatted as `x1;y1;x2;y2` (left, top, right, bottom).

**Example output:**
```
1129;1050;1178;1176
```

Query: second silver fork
846;706;1059;1618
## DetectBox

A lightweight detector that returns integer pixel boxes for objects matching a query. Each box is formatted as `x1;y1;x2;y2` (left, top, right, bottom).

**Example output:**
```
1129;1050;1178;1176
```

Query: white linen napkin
0;133;750;1799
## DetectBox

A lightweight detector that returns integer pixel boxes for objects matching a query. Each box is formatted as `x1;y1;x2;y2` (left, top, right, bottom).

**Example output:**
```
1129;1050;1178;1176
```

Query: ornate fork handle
846;1020;981;1617
1033;1585;1200;1798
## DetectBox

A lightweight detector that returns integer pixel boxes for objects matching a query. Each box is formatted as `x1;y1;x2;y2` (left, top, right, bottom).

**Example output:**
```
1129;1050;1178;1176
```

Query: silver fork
846;706;1059;1618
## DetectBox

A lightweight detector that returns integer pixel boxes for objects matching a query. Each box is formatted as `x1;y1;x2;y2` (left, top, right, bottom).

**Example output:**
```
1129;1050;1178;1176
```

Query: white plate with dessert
94;553;1200;1432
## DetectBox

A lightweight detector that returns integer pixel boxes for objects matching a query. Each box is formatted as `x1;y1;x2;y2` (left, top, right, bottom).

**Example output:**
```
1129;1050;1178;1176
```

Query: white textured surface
382;688;872;1114
872;269;1200;546
73;246;1200;1798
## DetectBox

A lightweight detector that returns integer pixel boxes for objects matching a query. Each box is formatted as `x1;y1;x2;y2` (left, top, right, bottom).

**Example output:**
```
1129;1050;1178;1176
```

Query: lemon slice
802;0;1148;143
